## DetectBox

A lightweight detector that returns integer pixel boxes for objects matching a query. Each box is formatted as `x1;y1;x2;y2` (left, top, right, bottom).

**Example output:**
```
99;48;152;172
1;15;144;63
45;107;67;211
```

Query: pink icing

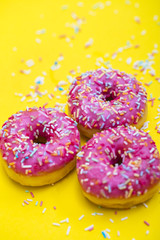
68;68;147;130
0;107;80;176
77;126;160;199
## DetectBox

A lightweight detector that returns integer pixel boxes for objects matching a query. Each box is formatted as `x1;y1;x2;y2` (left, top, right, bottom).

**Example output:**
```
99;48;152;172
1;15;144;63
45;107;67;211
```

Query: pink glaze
77;126;160;199
0;107;80;176
68;68;147;130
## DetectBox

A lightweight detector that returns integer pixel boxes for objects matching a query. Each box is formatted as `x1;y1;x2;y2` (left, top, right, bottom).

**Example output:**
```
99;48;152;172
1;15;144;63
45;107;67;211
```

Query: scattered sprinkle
66;226;71;236
121;217;128;221
85;224;94;231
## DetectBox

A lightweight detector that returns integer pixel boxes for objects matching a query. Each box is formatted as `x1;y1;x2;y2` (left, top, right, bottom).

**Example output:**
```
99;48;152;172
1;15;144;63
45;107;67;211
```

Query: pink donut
0;107;80;186
76;125;160;208
68;68;147;138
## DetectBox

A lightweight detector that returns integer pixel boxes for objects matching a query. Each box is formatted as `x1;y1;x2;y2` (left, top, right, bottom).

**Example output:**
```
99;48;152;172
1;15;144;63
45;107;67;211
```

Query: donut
76;125;160;208
68;68;147;138
0;107;80;186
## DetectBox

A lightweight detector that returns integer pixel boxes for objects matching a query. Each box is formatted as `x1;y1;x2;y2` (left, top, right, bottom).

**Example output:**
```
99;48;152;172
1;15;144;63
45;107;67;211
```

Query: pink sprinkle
24;200;29;205
53;206;56;210
144;221;150;226
30;192;34;198
40;201;43;207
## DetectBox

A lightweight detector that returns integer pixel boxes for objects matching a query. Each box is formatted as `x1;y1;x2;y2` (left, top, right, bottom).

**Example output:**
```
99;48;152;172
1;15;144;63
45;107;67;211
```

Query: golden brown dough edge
81;181;159;209
1;155;76;186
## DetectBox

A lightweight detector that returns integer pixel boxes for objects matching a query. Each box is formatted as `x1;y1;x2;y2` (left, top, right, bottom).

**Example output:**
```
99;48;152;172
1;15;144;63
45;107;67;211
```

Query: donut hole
101;90;117;102
110;153;123;167
105;95;116;101
33;136;47;144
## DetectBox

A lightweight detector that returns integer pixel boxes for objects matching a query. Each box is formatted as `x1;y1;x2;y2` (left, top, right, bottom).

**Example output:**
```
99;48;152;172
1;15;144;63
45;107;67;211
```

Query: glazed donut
0;107;80;186
68;68;147;138
76;125;160;208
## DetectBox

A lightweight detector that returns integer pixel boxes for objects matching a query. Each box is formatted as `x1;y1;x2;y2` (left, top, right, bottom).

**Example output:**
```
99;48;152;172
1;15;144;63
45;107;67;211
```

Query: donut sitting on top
68;68;147;138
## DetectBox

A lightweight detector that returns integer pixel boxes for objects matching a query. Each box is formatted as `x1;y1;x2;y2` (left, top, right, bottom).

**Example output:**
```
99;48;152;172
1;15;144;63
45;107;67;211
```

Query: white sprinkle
86;54;91;58
105;232;111;239
26;59;35;67
35;38;41;43
126;57;132;64
11;72;15;76
52;223;60;227
27;199;33;202
21;96;26;102
42;71;47;76
153;15;159;21
42;208;47;214
58;80;67;86
143;203;148;208
35;76;44;85
109;218;114;223
66;226;71;236
121;217;128;221
85;38;94;48
79;215;85;220
36;29;46;35
117;230;120;236
23;69;31;75
61;90;67;95
92;212;104;216
60;218;69;223
146;230;150;235
134;16;140;23
85;224;94;231
141;30;147;35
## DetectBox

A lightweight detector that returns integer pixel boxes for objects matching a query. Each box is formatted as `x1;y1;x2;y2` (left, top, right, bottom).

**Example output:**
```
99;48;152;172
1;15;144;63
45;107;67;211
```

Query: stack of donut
0;67;160;209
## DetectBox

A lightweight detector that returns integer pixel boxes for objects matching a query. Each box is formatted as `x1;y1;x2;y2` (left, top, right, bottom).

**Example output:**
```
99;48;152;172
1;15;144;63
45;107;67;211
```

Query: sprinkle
52;223;60;227
24;200;29;205
30;192;34;198
146;230;150;235
79;215;85;220
121;217;128;221
35;76;44;85
126;57;132;64
42;208;47;214
40;201;43;207
117;230;120;236
85;38;94;48
26;59;35;67
66;226;71;236
27;199;33;202
85;224;94;231
35;201;38;206
60;218;69;223
109;218;114;223
36;29;46;35
141;30;147;35
102;231;107;238
144;220;150;226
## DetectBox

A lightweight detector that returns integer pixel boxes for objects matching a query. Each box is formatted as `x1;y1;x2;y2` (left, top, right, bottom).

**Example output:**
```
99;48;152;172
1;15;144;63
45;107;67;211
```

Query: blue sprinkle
102;231;107;238
58;87;63;91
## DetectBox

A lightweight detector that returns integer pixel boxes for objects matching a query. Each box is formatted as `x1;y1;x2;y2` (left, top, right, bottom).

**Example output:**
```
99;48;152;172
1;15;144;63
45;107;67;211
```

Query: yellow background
0;0;160;239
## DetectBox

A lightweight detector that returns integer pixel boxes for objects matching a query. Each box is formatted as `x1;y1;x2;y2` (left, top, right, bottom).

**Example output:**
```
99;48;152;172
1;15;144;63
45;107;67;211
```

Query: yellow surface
0;0;160;239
